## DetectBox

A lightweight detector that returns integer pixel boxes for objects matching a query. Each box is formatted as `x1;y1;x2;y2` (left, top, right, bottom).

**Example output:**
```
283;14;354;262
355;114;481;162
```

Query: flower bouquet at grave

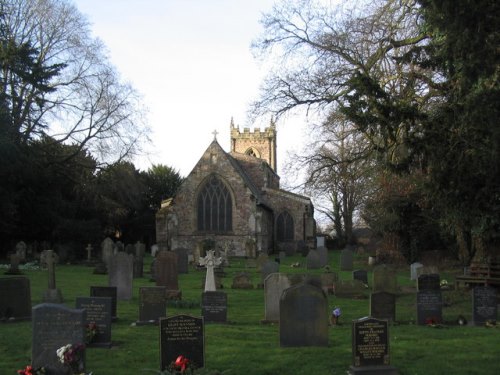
330;307;341;325
17;365;45;375
85;322;98;344
56;343;89;374
165;355;197;374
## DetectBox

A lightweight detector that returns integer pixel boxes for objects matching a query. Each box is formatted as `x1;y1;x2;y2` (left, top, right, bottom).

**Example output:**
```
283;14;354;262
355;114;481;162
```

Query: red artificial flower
174;355;190;372
17;365;33;375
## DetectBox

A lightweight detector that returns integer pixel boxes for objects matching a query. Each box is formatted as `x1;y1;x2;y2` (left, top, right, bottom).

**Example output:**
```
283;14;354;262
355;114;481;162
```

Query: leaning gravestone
174;248;189;274
472;286;498;326
410;262;423;280
340;249;354;271
279;282;328;347
263;273;290;323
156;251;180;299
90;286;117;321
372;264;398;294
349;317;398;375
306;250;321;270
370;291;396;322
160;314;204;370
416;289;442;325
0;276;31;321
75;296;112;348
353;269;368;285
137;286;167;325
417;274;440;291
108;252;133;300
201;291;227;323
32;303;86;374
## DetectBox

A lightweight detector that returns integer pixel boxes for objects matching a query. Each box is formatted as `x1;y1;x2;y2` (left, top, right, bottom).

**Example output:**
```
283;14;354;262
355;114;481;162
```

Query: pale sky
73;0;307;178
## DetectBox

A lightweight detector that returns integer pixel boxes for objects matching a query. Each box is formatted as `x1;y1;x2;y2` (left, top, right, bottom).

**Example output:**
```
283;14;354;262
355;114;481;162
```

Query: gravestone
150;258;157;281
353;269;368;285
317;236;325;247
306;250;321;269
279;251;286;262
133;256;144;278
137;286;167;325
0;277;31;321
245;239;256;258
417;290;443;325
42;250;63;303
5;254;22;275
320;272;338;295
101;237;114;265
151;244;159;257
201;291;227;323
85;244;93;262
297;240;309;257
75;296;112;348
372;264;398;294
263;273;291;323
316;246;328;267
410;262;423;280
199;250;222;292
256;253;269;271
370;291;396;322
417;274;440;291
160;315;204;370
472;286;498;326
125;244;135;255
231;272;253;289
135;241;146;258
90;286;117;321
260;261;279;285
156;251;180;298
15;241;27;261
279;282;328;347
40;249;59;268
349;317;398;375
340;249;354;271
174;248;189;274
32;303;86;374
115;241;124;253
108;252;133;300
334;279;367;298
281;241;296;256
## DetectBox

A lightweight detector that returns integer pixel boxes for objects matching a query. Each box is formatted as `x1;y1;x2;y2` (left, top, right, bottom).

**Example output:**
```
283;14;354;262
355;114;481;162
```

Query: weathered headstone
297;240;309;257
108;252;133;300
231;272;253;289
42;249;63;303
353;269;368;285
410;262;423;280
137;286;167;325
90;286;117;321
260;261;280;284
306;250;321;269
245;239;256;258
133;256;144;278
349;317;398;375
135;241;146;258
370;291;396;322
279;282;328;347
85;244;93;262
151;244;159;257
417;273;440;291
340;249;354;271
472;286;498;326
256;253;269;271
160;315;204;370
101;237;114;265
15;241;27;261
174;248;189;274
263;273;290;323
334;279;367;298
416;290;442;325
32;303;86;374
199;250;222;292
75;296;112;348
0;277;31;321
156;251;180;298
372;264;398;294
201;291;227;323
316;246;328;267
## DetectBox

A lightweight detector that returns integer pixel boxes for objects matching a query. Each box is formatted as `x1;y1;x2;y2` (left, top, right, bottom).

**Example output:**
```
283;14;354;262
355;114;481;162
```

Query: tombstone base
42;288;63;303
348;365;399;375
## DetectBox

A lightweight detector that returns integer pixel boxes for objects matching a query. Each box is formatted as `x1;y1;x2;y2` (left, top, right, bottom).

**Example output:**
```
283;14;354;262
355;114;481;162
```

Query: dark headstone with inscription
156;251;180;297
353;269;368;285
417;274;440;291
370;292;396;322
160;315;204;370
0;277;31;321
137;286;167;325
90;286;118;321
75;296;112;348
417;290;443;325
133;256;144;278
201;291;227;323
472;286;498;325
32;303;86;374
349;317;399;375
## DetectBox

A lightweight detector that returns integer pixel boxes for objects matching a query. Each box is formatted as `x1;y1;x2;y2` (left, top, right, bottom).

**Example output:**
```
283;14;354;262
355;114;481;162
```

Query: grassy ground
1;251;499;375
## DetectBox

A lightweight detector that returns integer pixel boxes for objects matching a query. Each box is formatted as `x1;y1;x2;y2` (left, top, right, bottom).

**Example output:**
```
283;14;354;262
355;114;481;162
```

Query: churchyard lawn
1;251;499;374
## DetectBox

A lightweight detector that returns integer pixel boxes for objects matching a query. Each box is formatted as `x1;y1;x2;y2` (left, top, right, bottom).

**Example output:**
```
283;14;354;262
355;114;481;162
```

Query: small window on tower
246;148;256;157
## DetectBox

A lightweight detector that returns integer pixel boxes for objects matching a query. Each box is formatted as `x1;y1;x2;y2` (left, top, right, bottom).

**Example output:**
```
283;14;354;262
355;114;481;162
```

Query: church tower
230;118;277;172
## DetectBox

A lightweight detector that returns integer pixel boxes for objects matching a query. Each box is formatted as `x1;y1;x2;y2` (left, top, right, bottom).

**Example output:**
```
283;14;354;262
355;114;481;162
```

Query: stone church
156;120;315;257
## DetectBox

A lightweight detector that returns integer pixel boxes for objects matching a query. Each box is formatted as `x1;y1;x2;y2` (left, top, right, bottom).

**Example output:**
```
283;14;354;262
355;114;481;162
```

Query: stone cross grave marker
201;291;227;323
42;250;63;303
263;273;290;323
90;286;117;321
370;291;396;322
86;244;93;261
108;252;133;300
199;250;222;292
340;249;354;271
0;276;31;321
416;289;442;325
75;296;112;348
137;286;167;325
472;286;498;326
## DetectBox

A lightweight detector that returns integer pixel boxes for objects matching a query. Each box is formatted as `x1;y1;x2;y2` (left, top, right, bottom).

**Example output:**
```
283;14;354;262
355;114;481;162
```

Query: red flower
174;355;190;372
17;365;33;375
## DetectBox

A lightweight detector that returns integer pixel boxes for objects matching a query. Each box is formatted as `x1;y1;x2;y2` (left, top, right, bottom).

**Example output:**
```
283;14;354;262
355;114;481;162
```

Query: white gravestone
199;250;222;292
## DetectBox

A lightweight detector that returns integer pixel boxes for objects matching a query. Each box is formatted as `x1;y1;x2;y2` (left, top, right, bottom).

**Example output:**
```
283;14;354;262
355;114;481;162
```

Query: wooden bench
454;262;500;288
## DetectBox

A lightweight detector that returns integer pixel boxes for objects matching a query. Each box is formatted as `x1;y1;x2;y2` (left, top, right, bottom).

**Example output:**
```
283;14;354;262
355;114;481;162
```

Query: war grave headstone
340;249;354;271
201;291;227;323
32;303;86;374
137;286;167;325
133;256;144;278
90;286;117;321
174;248;189;274
316;246;328;267
75;296;112;347
200;250;222;292
108;252;133;300
0;276;31;321
156;251;181;299
372;264;398;294
320;272;338;295
306;250;321;270
262;273;290;323
260;261;280;286
417;273;440;291
416;289;443;325
410;262;423;280
370;291;396;322
472;286;498;326
349;317;399;375
160;314;204;371
256;253;269;271
42;249;63;303
231;272;254;289
353;269;368;285
279;282;328;347
4;254;22;275
334;279;367;299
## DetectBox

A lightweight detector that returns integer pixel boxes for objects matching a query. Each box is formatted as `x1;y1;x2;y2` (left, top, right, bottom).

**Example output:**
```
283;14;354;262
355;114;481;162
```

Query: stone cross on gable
212;129;218;140
199;250;222;292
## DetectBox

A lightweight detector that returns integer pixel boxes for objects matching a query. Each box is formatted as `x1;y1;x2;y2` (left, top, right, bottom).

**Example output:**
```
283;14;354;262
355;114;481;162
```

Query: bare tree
0;0;149;165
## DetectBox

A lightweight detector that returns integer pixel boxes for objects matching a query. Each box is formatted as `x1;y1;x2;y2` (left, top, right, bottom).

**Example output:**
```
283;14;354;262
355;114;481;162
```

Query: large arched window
197;175;232;232
276;211;294;241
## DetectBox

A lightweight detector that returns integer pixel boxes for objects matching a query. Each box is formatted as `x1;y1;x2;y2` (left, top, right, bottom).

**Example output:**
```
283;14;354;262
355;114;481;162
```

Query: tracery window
276;211;294;241
197;175;232;232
